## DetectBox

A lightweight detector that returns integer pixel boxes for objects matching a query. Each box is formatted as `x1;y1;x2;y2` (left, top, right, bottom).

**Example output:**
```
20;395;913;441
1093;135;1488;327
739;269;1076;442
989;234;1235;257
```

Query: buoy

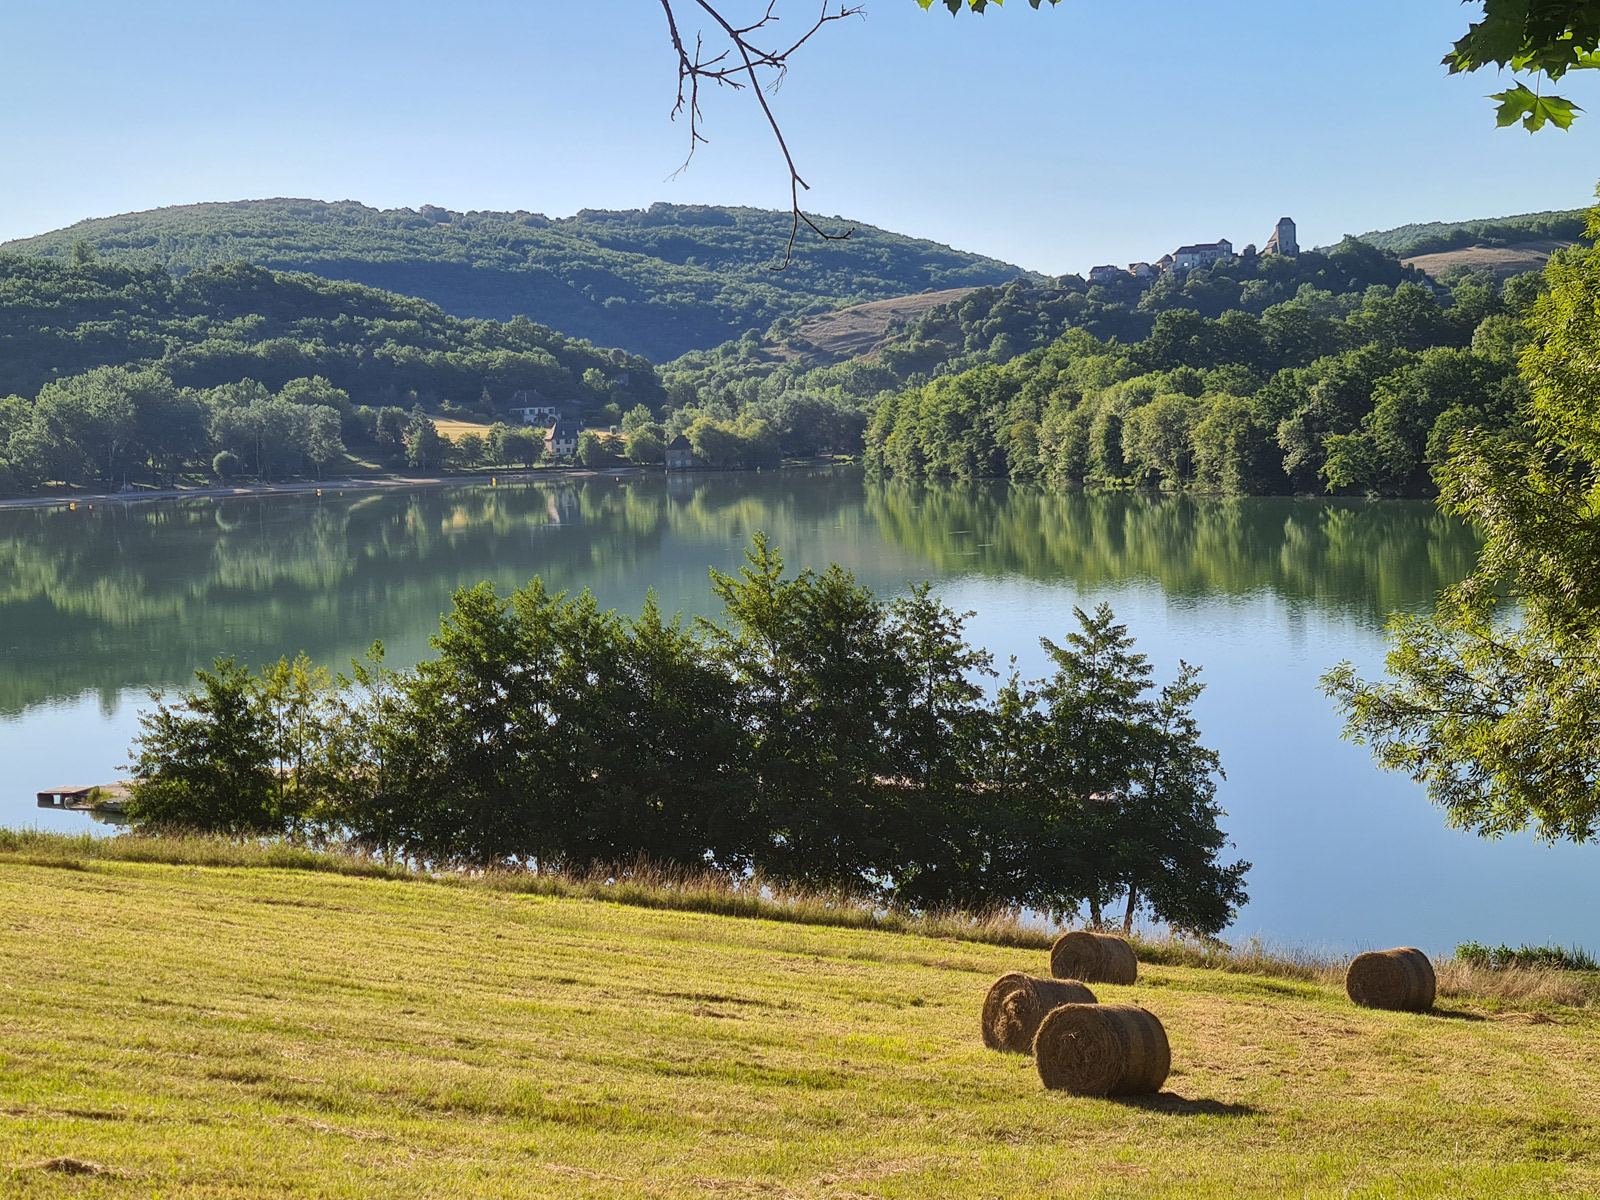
69;502;76;511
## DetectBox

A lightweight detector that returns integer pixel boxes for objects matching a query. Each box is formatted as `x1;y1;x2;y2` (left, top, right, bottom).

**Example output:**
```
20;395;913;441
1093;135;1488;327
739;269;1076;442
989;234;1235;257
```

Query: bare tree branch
658;0;862;269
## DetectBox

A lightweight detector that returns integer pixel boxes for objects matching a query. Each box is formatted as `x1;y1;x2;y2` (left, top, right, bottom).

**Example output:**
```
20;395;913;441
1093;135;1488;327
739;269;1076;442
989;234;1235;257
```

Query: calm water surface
2;468;1593;953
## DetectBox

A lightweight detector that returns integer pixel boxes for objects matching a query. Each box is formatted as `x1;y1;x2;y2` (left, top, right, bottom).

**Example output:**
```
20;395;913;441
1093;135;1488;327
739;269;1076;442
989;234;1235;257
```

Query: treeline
4;200;1029;362
127;539;1248;932
867;266;1543;496
0;366;510;491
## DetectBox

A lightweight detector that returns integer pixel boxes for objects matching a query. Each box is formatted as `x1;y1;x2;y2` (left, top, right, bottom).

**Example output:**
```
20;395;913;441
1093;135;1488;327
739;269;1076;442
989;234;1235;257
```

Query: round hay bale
1050;931;1139;985
1345;947;1436;1012
981;973;1098;1053
1033;1003;1170;1096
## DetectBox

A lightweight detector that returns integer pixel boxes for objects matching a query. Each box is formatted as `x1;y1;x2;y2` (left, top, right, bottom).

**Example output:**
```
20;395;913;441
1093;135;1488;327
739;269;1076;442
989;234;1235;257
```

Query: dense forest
1;200;1031;362
0;254;665;491
865;266;1541;496
663;236;1543;495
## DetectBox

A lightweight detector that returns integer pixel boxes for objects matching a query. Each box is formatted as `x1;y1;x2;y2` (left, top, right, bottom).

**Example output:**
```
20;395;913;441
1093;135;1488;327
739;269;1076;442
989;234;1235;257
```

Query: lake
2;467;1594;954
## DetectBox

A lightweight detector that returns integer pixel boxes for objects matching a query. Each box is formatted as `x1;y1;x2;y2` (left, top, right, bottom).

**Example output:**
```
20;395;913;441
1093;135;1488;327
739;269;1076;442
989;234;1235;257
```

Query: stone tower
1262;217;1298;257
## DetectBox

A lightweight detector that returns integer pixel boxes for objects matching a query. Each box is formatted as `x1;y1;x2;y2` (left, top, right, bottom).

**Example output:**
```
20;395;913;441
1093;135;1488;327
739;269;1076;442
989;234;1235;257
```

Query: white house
511;405;560;426
545;421;582;458
1170;239;1234;271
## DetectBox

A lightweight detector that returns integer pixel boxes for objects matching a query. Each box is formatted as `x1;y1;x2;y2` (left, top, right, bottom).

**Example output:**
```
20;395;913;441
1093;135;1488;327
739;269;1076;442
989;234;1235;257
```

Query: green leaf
1489;82;1583;131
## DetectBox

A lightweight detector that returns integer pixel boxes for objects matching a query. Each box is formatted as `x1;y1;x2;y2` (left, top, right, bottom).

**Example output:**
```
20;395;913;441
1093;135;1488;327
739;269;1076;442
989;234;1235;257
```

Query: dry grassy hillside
1403;238;1577;280
775;288;979;366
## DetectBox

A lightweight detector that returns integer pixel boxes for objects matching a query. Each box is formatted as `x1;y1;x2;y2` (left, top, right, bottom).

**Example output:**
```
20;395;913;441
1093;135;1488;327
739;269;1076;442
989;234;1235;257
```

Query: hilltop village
1087;217;1299;283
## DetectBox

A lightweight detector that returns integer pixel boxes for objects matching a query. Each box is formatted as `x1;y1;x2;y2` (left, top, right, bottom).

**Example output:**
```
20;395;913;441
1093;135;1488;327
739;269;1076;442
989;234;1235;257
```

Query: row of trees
0;364;747;492
128;538;1248;932
0;367;471;491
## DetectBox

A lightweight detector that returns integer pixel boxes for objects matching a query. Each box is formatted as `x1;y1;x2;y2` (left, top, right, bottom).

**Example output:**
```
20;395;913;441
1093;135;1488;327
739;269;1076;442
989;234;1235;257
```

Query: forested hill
0;255;661;411
1350;208;1591;258
0;199;1032;362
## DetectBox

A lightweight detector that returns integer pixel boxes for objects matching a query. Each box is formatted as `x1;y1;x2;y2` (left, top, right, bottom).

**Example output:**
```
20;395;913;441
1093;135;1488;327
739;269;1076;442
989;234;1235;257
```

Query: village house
665;435;696;471
1087;217;1296;288
1171;239;1234;272
545;420;582;459
508;389;560;426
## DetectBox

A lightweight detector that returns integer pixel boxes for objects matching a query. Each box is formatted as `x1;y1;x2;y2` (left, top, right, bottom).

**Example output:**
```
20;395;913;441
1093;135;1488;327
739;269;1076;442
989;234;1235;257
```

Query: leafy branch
1445;0;1600;130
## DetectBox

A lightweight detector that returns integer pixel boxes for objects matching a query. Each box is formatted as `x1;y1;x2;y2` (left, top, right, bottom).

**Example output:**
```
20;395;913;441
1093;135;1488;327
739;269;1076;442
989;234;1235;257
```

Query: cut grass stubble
4;850;1600;1198
0;828;1592;1008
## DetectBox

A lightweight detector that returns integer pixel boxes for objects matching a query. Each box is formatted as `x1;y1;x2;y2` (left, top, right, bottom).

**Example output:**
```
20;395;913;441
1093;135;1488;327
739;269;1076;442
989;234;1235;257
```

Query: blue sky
2;1;1597;274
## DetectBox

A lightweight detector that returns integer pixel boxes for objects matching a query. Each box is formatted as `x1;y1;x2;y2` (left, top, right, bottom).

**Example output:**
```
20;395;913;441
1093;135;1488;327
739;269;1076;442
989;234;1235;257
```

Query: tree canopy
126;539;1248;933
1323;201;1600;844
1446;0;1600;130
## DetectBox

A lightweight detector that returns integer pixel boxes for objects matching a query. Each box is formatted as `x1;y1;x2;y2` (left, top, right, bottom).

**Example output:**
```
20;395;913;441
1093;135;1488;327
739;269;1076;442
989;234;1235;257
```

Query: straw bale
1050;930;1138;985
1034;1003;1170;1095
980;973;1097;1053
1345;947;1436;1012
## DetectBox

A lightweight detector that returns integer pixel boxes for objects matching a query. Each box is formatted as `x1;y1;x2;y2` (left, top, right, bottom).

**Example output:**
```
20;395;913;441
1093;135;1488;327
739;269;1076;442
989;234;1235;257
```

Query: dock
36;782;132;815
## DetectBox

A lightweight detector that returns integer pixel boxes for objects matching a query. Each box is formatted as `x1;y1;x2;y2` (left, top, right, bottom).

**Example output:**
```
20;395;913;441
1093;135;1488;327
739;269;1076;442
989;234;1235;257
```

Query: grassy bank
2;830;1591;1008
3;849;1600;1196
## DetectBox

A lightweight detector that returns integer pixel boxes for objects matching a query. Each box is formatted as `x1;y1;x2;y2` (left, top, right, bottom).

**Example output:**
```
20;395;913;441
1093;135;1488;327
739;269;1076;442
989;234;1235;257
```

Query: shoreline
0;458;855;512
0;465;654;512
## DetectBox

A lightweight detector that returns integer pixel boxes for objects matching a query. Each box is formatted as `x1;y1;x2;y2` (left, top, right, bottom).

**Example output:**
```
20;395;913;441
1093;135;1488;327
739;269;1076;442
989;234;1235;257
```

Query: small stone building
665;435;697;471
1262;217;1299;257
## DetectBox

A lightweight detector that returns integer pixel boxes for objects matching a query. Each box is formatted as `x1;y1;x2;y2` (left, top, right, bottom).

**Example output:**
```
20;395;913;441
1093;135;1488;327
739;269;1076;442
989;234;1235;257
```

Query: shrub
1454;941;1598;972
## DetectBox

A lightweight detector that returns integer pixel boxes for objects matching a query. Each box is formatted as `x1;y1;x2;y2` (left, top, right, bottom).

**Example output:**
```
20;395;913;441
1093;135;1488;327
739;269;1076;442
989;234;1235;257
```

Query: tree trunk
1088;897;1103;929
1122;885;1138;935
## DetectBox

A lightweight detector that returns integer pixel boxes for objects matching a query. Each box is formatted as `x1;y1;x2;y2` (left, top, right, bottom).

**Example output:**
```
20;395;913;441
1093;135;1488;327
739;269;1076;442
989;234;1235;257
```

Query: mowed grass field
3;859;1598;1199
428;417;494;443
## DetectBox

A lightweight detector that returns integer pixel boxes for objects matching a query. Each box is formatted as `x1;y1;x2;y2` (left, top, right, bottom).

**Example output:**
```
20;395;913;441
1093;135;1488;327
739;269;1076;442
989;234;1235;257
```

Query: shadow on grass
1424;1007;1487;1022
1113;1093;1259;1118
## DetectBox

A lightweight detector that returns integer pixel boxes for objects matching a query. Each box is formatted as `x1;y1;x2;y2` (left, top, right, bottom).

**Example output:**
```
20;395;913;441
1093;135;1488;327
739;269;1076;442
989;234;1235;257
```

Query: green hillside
0;199;1033;362
0;255;659;411
1350;208;1591;258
